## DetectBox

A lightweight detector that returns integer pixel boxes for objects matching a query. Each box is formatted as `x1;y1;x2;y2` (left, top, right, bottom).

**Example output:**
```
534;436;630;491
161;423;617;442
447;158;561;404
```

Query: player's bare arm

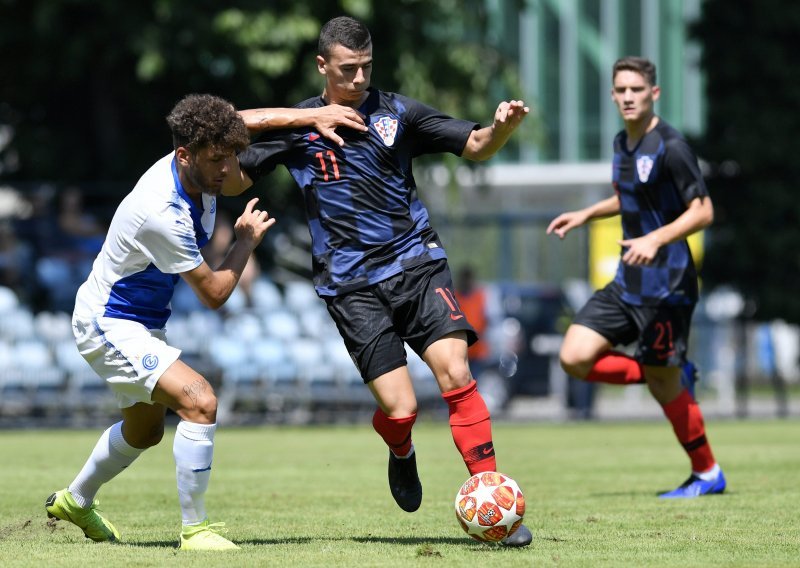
547;195;621;239
462;100;530;161
181;198;275;309
618;195;713;266
239;105;367;146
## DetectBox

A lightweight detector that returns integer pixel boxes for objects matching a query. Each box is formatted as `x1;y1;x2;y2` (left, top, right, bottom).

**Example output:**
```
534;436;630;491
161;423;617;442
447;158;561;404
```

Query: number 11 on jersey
315;151;340;181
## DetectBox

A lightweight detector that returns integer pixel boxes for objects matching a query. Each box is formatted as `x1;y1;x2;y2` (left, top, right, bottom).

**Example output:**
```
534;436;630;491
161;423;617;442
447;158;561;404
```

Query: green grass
1;419;798;567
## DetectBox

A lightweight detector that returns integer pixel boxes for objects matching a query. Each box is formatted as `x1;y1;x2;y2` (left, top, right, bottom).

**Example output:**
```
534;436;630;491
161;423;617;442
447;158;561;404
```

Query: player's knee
176;389;218;424
382;392;418;417
559;356;581;377
559;346;592;379
437;360;472;391
192;392;218;423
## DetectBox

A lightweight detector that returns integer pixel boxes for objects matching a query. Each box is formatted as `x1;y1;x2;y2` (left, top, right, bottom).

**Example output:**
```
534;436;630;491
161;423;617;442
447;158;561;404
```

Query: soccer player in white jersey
44;93;365;551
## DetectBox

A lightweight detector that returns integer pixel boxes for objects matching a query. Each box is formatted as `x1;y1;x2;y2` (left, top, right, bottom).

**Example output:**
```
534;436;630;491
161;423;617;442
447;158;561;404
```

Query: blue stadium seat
250;278;283;311
262;309;302;341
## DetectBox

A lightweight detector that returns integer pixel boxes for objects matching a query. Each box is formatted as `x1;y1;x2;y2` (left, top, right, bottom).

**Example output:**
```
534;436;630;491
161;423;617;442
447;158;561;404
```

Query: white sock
69;421;145;508
694;463;720;481
174;421;216;526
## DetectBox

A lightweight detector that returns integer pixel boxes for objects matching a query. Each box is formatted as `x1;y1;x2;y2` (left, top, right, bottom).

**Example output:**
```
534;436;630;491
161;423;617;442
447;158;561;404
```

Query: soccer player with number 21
547;56;725;499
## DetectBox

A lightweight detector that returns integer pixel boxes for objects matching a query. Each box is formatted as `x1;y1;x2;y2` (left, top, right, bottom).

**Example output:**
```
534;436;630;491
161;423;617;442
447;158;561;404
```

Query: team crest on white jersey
636;155;654;182
373;116;398;146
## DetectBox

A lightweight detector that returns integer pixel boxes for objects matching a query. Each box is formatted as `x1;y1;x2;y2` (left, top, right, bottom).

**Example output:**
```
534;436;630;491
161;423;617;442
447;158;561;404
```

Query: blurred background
0;0;797;426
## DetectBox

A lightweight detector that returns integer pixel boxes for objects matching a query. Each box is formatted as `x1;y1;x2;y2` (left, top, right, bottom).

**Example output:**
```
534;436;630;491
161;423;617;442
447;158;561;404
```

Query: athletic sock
174;421;216;525
69;421;145;508
372;408;416;457
661;389;716;473
443;380;496;475
695;463;721;481
586;351;644;384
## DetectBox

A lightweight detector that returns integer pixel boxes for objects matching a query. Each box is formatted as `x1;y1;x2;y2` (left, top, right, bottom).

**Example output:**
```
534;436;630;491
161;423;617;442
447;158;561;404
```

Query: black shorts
324;259;478;382
572;281;694;367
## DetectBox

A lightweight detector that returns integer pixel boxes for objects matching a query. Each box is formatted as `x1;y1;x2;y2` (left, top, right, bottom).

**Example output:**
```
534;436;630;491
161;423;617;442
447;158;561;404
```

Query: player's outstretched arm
221;154;255;197
547;196;621;239
238;105;367;146
180;198;275;309
462;100;530;161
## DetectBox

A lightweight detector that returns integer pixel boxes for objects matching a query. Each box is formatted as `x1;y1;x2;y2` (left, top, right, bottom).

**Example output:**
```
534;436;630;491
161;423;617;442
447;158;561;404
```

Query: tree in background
0;0;528;187
692;0;800;323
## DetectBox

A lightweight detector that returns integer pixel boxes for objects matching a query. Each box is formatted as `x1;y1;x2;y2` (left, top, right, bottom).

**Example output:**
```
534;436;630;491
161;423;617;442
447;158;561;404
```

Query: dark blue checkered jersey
238;88;478;296
611;120;709;306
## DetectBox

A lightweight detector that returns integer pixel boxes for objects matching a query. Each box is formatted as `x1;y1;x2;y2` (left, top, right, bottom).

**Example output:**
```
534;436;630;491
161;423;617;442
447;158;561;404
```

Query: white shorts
73;315;181;409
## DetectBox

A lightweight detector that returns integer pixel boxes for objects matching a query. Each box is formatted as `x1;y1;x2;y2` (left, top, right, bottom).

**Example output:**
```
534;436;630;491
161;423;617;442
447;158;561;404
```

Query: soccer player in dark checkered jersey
547;56;725;498
225;16;532;545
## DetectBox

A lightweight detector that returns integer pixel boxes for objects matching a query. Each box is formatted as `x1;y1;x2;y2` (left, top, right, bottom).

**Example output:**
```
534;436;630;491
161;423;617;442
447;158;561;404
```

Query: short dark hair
612;56;657;86
166;94;249;154
318;16;372;58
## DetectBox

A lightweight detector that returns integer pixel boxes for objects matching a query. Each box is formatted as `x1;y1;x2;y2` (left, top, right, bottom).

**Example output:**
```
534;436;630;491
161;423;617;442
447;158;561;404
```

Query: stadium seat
209;336;267;421
48;338;114;422
243;337;299;418
283;280;320;314
0;340;66;417
287;338;325;375
165;315;202;355
262;309;302;340
322;338;356;377
290;346;341;417
298;307;341;341
0;307;36;342
34;311;73;344
66;368;117;421
249;337;296;383
208;336;249;369
0;285;19;314
13;339;53;370
0;339;11;368
223;312;263;343
54;339;90;373
250;278;284;311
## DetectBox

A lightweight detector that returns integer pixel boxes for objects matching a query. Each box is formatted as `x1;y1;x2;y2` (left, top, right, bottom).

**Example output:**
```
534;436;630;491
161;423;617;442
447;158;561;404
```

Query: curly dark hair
166;94;249;153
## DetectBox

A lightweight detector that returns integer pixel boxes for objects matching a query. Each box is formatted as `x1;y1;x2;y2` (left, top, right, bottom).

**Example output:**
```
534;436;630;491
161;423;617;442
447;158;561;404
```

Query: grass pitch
0;418;798;567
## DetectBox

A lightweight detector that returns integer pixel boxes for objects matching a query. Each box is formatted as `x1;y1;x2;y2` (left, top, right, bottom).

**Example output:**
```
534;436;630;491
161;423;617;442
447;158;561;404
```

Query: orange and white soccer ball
454;471;526;542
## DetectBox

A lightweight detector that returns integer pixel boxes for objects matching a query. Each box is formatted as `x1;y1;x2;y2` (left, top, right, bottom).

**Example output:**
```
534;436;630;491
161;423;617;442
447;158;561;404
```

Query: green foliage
0;420;798;566
692;1;800;322
0;0;530;185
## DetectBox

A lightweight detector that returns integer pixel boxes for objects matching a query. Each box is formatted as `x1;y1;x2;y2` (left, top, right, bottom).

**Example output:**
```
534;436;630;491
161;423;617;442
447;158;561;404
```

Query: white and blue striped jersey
74;152;216;329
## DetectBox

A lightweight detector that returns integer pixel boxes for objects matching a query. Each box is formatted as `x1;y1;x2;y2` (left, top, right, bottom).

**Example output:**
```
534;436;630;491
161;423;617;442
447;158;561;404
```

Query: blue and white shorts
72;315;181;409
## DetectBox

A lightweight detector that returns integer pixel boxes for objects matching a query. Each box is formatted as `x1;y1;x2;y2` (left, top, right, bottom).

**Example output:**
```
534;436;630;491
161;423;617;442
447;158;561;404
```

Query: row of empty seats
0;281;442;424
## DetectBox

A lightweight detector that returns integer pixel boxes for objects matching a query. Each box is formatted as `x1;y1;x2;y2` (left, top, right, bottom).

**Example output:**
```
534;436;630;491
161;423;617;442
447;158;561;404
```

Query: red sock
443;380;496;475
372;408;416;457
586;351;644;384
661;389;716;472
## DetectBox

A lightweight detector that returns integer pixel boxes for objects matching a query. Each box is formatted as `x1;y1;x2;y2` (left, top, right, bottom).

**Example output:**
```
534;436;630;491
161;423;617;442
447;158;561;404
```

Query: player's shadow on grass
228;536;483;547
115;540;183;549
129;536;532;549
587;490;656;498
352;536;472;546
589;489;731;498
131;537;318;547
234;536;468;546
